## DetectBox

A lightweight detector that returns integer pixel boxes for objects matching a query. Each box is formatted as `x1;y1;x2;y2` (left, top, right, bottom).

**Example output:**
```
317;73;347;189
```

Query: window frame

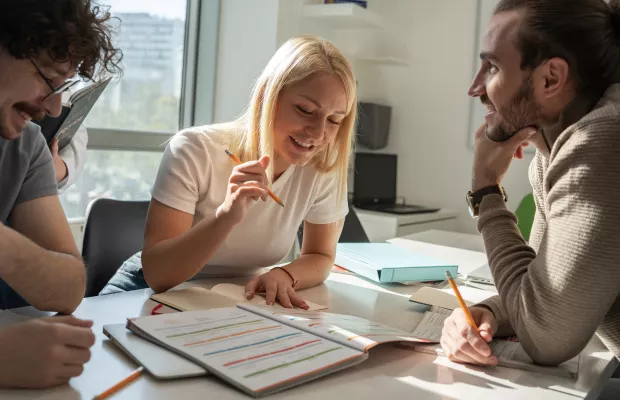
86;0;220;151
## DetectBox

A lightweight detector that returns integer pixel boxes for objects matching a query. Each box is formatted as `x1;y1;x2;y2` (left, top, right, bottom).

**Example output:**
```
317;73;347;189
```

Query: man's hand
50;138;68;183
0;316;95;389
440;307;498;365
472;124;536;191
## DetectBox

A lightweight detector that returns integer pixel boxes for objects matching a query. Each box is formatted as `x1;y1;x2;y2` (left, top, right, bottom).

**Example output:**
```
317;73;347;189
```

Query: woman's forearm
142;216;236;293
281;253;334;290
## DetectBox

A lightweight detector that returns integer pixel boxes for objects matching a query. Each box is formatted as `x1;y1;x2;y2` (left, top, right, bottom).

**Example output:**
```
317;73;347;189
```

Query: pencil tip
445;270;453;279
224;149;231;156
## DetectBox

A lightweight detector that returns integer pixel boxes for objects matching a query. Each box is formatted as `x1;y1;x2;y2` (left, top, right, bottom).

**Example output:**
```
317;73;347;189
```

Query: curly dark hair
0;0;123;80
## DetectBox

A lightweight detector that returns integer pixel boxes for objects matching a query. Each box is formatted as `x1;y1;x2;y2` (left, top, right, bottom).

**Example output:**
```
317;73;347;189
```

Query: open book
151;283;328;312
399;306;580;379
126;304;437;397
35;77;112;149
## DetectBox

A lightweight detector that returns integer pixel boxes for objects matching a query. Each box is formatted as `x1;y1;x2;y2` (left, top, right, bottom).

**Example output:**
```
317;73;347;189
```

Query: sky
102;0;186;20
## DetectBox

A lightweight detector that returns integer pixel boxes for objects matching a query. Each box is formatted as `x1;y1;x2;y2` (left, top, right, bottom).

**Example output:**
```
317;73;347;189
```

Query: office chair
297;205;370;245
515;192;536;242
81;198;150;297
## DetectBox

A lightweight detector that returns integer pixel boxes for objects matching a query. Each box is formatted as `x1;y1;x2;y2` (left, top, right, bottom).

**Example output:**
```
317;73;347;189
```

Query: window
86;0;189;134
60;150;162;219
59;0;219;218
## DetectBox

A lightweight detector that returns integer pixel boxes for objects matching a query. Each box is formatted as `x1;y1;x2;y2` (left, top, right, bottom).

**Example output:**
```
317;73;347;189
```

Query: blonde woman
100;36;357;308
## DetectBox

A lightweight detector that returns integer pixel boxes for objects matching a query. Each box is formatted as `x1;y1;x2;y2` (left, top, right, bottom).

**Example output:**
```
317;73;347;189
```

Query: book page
128;307;364;396
239;304;435;353
489;339;579;377
410;307;452;341
211;283;328;311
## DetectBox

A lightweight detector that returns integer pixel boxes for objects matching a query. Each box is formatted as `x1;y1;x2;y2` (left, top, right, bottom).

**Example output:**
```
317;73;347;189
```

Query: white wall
352;0;534;233
213;0;280;122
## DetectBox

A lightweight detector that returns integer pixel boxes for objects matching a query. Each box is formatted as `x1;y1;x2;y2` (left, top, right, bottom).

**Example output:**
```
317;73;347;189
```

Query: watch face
466;193;475;217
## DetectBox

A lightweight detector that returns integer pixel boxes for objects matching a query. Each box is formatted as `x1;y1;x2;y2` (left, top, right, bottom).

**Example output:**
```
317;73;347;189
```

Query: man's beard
484;75;541;142
0;102;46;140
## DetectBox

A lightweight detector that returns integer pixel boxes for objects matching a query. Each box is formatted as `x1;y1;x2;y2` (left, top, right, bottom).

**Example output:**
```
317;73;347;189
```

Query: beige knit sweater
477;84;620;366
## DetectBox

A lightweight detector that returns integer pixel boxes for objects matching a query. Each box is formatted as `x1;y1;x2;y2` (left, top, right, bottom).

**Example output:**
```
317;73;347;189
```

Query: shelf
354;56;408;66
302;3;383;29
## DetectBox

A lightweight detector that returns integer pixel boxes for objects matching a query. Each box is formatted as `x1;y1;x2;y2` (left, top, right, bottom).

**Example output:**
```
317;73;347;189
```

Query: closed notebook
35;77;111;149
335;243;458;283
408;285;497;309
103;324;208;379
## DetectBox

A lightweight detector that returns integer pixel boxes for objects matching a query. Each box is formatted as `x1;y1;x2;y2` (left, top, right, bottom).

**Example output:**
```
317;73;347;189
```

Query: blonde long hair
213;35;357;207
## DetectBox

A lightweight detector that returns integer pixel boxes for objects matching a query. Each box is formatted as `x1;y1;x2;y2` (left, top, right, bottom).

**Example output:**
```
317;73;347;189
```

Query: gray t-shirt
0;122;58;224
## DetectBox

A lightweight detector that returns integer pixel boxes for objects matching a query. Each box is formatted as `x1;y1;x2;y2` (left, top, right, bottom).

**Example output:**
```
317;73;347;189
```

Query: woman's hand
216;155;270;224
245;268;309;309
50;138;68;183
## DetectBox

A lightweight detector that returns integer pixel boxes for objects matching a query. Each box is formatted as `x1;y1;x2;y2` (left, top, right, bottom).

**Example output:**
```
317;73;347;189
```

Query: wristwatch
466;185;507;218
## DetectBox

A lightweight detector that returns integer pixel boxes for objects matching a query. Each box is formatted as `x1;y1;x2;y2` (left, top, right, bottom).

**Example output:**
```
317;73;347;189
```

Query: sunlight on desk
328;272;411;298
394;356;566;400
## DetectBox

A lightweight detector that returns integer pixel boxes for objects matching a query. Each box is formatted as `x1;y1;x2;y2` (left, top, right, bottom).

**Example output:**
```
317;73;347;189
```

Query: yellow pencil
224;149;285;207
445;271;480;334
93;366;144;400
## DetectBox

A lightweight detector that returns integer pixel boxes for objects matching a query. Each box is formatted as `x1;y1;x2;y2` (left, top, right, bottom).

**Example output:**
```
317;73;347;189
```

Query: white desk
0;231;617;400
354;208;458;242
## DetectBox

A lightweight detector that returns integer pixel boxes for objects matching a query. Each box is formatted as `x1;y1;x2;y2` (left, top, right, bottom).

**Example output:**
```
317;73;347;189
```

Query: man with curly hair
0;0;121;388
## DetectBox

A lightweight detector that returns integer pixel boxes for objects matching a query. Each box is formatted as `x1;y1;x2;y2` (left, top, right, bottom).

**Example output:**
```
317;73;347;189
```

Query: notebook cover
335;243;458;283
103;324;208;379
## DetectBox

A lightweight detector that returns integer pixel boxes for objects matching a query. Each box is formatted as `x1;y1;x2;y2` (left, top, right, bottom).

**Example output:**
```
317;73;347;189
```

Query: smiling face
273;72;348;167
0;50;74;140
469;11;543;142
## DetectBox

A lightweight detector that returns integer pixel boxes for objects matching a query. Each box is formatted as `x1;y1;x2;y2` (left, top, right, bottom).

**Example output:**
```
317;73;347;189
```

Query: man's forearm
0;225;85;313
476;193;620;366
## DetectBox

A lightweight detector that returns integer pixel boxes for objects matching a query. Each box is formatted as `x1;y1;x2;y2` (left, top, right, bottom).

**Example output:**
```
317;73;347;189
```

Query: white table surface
0;230;616;400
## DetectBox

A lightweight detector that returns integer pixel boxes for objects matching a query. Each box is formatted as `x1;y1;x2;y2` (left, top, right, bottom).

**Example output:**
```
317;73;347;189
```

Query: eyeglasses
28;58;81;100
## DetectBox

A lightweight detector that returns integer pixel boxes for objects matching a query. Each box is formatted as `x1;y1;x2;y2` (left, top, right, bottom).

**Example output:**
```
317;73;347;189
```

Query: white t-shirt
151;127;348;277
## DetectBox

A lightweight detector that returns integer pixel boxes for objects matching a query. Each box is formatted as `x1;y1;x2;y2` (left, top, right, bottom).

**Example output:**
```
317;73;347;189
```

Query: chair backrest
515;193;536;242
82;198;150;297
339;207;370;243
296;205;369;245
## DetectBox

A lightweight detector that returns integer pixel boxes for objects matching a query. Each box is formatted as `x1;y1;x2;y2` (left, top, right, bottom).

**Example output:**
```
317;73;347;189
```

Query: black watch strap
466;185;507;218
471;185;507;203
